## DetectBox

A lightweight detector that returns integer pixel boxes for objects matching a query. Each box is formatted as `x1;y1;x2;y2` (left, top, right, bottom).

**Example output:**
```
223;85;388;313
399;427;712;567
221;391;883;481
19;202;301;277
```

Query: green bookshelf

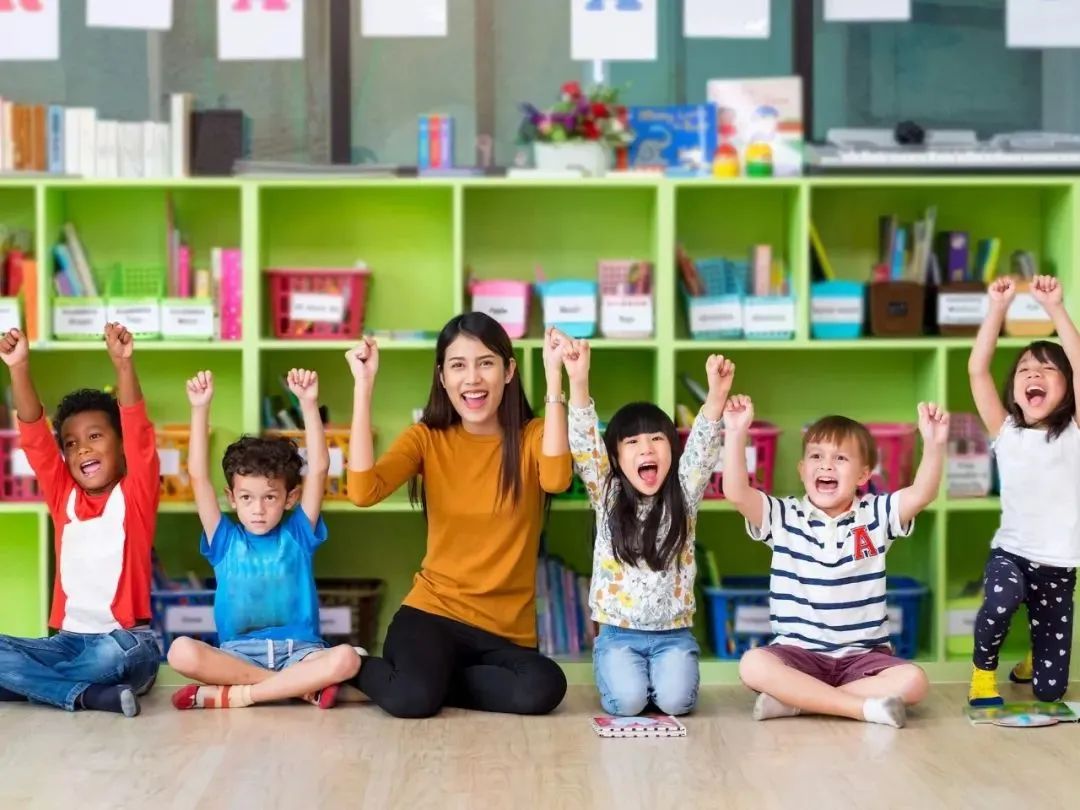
1;175;1076;685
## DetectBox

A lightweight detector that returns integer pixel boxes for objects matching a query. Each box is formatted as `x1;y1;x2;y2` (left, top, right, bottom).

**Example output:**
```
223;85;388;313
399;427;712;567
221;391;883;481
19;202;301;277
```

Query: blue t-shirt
200;509;327;644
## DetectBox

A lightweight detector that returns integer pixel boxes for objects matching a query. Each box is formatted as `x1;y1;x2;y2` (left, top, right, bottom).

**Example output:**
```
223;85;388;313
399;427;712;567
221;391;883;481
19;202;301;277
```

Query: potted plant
518;81;633;176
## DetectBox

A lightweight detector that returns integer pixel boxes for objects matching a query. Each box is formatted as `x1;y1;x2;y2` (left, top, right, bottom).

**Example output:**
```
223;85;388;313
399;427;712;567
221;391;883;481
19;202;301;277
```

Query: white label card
0;299;21;332
157;448;181;477
744;300;795;334
473;294;526;327
87;0;173;30
108;301;161;334
162;302;215;338
1008;292;1052;322
733;604;770;635
601;294;653;336
812;296;864;325
824;0;910;21
328;447;344;478
948;608;978;637
684;0;769;39
938;293;989;326
0;0;59;61
320;606;353;635
218;0;304;61
571;0;657;61
689;298;742;334
289;292;346;324
53;303;107;337
544;294;597;325
165;605;215;634
10;448;32;477
361;0;446;37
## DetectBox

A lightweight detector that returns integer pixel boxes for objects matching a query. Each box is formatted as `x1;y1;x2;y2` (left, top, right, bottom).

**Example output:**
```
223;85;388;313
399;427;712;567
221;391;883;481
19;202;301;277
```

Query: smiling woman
342;313;573;719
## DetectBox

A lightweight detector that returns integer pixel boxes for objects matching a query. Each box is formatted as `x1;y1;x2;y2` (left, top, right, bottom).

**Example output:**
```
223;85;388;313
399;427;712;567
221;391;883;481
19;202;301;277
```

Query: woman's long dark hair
1003;341;1075;441
602;402;689;571
409;312;533;509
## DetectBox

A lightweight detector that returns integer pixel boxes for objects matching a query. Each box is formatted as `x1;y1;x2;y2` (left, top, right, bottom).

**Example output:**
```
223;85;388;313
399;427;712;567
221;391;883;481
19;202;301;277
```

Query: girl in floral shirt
564;344;731;716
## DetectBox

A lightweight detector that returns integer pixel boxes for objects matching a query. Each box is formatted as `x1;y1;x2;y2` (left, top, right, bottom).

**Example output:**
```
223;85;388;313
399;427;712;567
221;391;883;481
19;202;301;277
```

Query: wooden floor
2;682;1080;809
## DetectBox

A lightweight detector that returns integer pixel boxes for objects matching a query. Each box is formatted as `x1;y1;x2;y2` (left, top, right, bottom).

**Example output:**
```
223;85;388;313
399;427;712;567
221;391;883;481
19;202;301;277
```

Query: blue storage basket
704;575;927;660
536;279;598;338
811;280;865;340
744;294;796;341
150;583;217;660
684;258;749;340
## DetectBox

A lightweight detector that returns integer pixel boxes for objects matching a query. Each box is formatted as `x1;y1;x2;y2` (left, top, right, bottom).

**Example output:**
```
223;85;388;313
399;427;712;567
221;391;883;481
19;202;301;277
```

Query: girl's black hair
1003;341;1076;441
409;312;533;509
602;402;688;571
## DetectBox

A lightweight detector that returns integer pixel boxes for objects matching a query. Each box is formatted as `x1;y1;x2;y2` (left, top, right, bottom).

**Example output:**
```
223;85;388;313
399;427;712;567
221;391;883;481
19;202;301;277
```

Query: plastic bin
705;575;928;659
678;421;781;500
865;422;917;494
157;425;196;502
947;413;992;498
598;260;654;339
0;429;41;502
869;281;925;337
536;279;598;339
1004;279;1056;338
743;295;796;341
470;279;531;339
934;281;987;337
267;267;370;340
683;258;749;340
150;585;217;658
811;280;864;339
264;427;351;501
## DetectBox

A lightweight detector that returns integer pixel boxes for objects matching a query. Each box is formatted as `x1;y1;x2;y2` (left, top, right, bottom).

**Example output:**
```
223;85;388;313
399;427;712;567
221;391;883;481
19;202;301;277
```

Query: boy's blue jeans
0;628;160;710
593;625;700;716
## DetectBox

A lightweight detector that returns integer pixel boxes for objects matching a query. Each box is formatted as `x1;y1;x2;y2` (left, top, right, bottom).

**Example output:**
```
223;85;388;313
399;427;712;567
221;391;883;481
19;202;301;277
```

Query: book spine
22;259;37;342
429;114;441;170
221;248;242;340
438;115;453;168
177;245;192;299
47;105;63;174
417;115;430;169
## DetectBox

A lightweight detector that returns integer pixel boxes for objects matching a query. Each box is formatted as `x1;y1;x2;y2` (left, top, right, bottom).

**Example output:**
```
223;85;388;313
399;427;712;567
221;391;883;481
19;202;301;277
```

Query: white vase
532;141;611;176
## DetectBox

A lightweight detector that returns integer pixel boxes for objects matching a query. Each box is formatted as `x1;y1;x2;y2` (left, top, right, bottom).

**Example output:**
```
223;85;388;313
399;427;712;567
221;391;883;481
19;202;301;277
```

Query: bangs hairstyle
802;415;877;471
602;402;689;572
410;312;533;511
1004;341;1076;441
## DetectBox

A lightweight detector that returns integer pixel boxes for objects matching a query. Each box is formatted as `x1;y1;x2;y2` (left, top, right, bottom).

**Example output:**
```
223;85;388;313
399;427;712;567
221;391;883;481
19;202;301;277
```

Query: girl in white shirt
967;275;1080;707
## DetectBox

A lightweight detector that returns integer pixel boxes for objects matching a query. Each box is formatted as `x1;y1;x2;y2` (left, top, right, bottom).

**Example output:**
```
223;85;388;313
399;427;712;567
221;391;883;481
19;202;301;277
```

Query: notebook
965;701;1080;726
591;715;687;738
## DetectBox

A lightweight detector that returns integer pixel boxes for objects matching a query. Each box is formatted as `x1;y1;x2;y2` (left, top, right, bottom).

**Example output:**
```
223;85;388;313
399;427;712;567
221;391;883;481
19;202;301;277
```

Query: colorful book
591;715;687;738
965;702;1080;726
628;104;717;174
809;222;835;281
936;231;969;283
47;105;64;174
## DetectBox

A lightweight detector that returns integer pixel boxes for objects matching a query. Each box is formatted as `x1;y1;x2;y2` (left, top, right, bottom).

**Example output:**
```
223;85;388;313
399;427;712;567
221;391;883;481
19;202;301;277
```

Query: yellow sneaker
968;666;1004;707
1009;650;1034;685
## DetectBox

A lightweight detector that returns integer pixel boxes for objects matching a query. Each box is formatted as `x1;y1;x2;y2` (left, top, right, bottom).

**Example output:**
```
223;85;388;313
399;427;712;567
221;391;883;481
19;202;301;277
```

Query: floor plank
3;682;1080;809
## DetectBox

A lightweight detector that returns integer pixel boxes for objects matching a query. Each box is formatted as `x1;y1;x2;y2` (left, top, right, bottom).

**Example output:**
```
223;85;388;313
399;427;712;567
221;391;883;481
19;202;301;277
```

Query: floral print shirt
569;400;724;631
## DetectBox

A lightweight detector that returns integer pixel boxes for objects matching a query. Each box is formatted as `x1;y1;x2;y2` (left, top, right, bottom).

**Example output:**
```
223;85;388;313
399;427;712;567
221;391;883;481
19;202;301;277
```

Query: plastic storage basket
470;279;531;339
705;575;928;659
678;421;781;500
264;427;352;500
0;429;40;502
536;279;598;339
267;267;371;340
811;280;864;339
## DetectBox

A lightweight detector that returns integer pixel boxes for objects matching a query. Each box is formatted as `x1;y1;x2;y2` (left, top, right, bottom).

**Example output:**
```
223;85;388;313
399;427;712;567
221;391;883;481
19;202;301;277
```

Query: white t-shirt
992;416;1080;568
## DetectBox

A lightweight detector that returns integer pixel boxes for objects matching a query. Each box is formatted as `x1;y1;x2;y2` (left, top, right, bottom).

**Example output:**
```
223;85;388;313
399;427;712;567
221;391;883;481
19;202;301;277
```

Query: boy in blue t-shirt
168;368;361;710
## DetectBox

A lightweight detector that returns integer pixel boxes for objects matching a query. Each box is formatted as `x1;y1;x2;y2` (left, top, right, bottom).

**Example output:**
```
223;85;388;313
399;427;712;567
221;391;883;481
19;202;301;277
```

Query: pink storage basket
267;267;370;340
0;429;41;502
865;423;917;494
470;280;531;338
678;421;781;500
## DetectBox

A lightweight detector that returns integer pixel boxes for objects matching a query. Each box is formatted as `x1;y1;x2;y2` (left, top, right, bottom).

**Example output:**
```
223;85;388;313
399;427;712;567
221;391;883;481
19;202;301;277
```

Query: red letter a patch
851;526;878;560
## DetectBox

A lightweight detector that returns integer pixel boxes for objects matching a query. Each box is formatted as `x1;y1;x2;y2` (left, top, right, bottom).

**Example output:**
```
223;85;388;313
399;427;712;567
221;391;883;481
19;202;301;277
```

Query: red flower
583;120;601;140
561;81;582;99
590;102;608;118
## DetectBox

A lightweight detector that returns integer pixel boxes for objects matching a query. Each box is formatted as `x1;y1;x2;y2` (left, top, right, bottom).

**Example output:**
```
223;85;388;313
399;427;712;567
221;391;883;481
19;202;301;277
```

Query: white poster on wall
218;0;304;61
361;0;447;37
824;0;910;22
0;0;59;61
571;0;657;62
1007;0;1080;48
87;0;173;30
684;0;770;39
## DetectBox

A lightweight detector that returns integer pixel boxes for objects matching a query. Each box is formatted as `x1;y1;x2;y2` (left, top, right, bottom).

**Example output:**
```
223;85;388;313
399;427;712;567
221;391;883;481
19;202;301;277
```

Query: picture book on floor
590;715;687;738
965;702;1080;726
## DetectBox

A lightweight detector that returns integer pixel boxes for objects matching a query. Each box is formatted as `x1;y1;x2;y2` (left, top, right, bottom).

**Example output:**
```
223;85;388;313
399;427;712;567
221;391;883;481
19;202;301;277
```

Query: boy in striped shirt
722;393;948;729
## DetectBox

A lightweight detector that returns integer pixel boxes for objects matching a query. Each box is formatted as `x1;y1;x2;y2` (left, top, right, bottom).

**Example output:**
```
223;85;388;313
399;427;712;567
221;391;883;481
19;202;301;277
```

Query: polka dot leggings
973;548;1076;702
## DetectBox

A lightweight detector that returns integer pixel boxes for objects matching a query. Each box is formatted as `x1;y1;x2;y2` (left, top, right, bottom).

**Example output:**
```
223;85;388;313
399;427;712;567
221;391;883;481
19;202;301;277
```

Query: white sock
862;696;906;728
753;692;802;721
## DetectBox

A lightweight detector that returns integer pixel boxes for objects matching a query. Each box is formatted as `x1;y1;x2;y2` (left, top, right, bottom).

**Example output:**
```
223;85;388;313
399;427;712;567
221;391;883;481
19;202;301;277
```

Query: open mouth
1025;384;1047;407
79;459;102;478
815;476;838;495
461;390;488;411
637;462;659;487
